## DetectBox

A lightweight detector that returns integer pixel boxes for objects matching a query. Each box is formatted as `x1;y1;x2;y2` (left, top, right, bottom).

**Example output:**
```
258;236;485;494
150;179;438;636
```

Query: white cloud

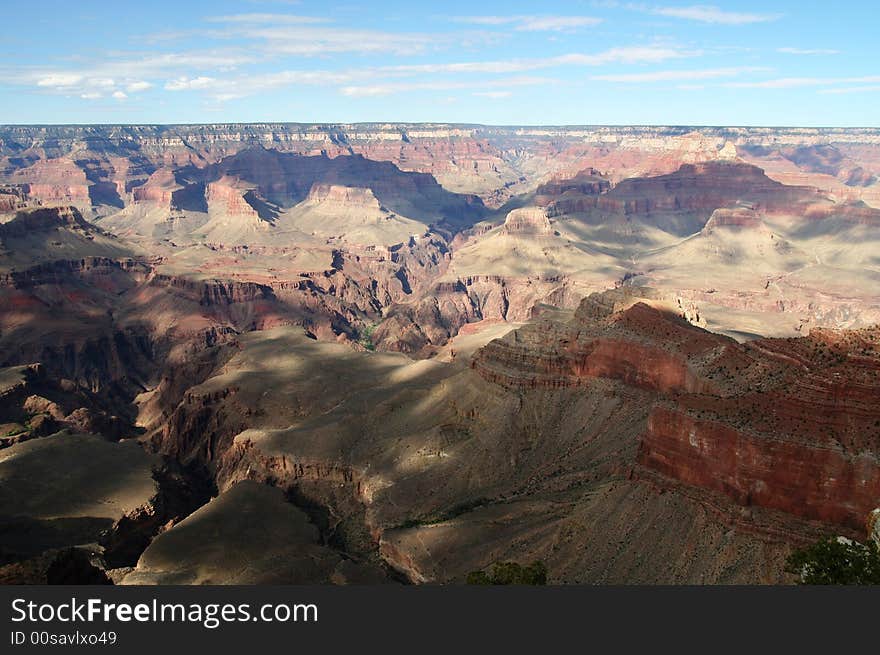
117;52;259;73
557;46;699;65
245;26;434;55
593;66;764;82
473;90;512;98
21;40;697;104
125;81;153;92
162;69;357;101
777;47;840;56
112;90;127;100
519;16;603;31
382;46;697;76
726;77;824;89
37;73;84;87
453;15;602;31
10;48;259;100
646;4;780;25
725;76;880;89
207;13;327;24
165;76;218;91
35;73;115;92
200;13;438;56
452;16;516;26
80;92;102;100
819;85;880;95
340;76;551;97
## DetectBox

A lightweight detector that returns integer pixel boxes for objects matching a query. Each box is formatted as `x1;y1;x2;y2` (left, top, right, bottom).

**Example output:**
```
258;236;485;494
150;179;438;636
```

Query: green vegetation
466;561;548;585
358;323;378;351
785;537;880;585
2;422;27;437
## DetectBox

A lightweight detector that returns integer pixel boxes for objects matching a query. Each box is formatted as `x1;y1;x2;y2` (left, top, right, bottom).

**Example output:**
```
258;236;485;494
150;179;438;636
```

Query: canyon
1;123;879;584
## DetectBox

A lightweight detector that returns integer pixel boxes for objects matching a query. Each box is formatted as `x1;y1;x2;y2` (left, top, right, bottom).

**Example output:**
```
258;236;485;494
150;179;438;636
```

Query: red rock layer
597;162;820;215
205;179;259;218
638;328;880;530
13;159;91;206
474;290;880;532
473;296;718;393
640;406;880;529
131;169;177;206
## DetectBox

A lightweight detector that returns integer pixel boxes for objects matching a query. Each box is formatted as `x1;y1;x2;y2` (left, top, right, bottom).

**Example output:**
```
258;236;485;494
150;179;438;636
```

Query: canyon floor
1;124;879;584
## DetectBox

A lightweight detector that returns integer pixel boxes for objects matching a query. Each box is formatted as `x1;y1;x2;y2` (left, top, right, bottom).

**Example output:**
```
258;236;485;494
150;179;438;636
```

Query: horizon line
1;121;879;130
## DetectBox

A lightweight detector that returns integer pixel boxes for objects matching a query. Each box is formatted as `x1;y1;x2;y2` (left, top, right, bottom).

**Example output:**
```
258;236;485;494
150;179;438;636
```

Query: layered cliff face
8;158;91;209
205;177;273;223
0;362;140;447
3;128;876;350
638;326;880;528
138;288;879;584
0;205;458;420
147;320;770;584
579;161;821;227
130;169;176;207
472;298;716;394
471;290;880;534
186;148;488;231
739;143;880;205
0;205;133;268
502;207;554;235
3;124;879;213
99;148;487;250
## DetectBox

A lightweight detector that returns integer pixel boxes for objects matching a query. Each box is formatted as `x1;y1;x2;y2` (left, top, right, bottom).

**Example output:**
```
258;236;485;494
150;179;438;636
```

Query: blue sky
0;1;877;126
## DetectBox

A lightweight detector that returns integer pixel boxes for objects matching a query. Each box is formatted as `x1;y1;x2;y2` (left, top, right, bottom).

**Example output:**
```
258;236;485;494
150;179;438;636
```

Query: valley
1;123;879;584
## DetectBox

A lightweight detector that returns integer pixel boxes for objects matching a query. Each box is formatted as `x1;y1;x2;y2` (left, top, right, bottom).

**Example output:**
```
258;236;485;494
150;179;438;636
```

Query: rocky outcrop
0;205;93;238
502;207;553;235
536;168;610;199
596;162;821;216
638;327;880;531
145;273;276;308
120;480;387;585
0;187;27;213
474;296;716;393
472;289;880;534
11;158;90;208
306;183;383;210
140;309;836;584
184;148;488;231
701;207;767;233
131;169;177;206
205;178;263;220
372;273;587;355
639;406;880;529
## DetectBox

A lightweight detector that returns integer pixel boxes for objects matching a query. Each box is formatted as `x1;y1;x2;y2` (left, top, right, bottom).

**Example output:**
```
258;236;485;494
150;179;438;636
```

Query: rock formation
2;124;880;585
502;207;554;235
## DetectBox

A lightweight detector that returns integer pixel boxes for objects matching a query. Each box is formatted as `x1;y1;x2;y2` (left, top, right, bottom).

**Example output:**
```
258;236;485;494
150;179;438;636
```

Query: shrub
466;561;547;585
785;537;880;585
